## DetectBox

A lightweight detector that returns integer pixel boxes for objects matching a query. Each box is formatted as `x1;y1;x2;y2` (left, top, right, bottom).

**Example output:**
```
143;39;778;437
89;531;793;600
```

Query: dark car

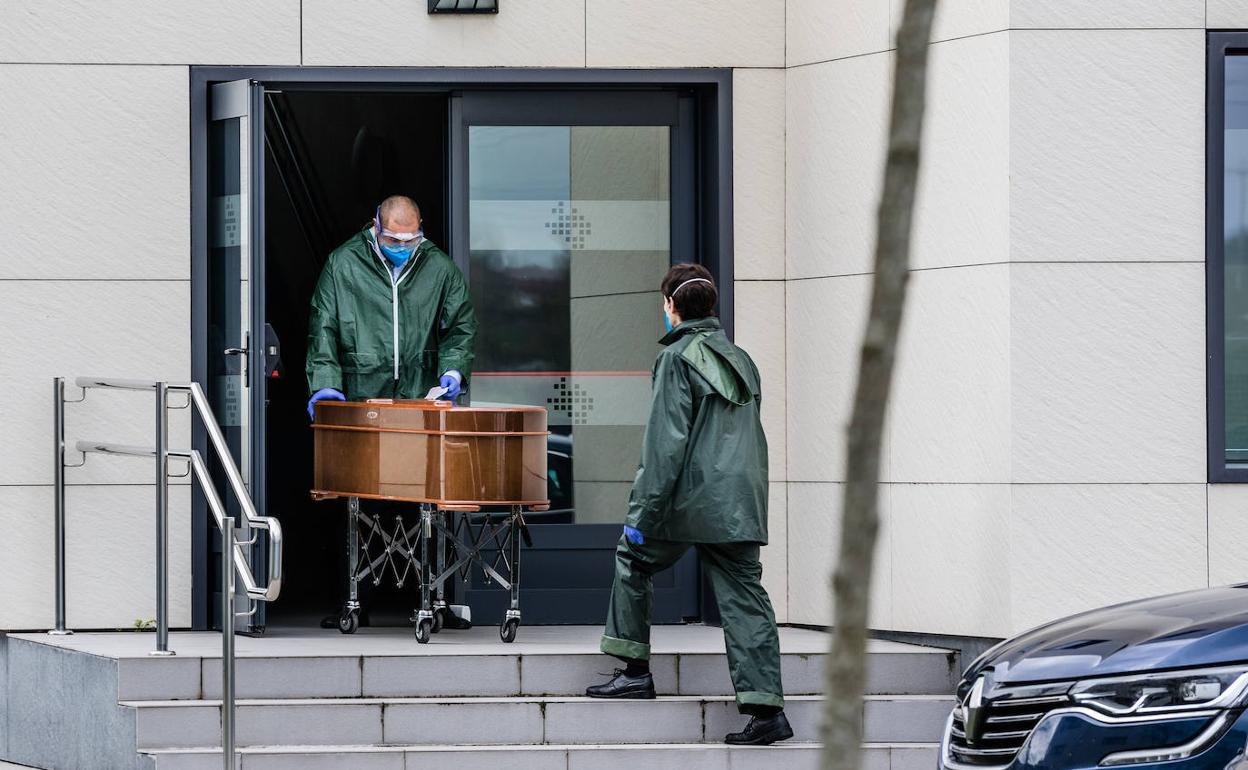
942;585;1248;769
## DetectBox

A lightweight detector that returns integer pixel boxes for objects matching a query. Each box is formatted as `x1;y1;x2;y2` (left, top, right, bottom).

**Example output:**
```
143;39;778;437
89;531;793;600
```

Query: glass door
207;79;267;632
454;91;700;624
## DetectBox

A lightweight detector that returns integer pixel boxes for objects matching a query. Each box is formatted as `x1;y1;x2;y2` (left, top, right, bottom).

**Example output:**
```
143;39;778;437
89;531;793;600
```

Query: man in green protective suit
306;194;477;410
306;194;477;629
586;264;791;746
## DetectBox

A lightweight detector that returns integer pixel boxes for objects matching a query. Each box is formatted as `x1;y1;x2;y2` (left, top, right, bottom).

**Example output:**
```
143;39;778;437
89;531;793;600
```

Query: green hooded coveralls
600;316;784;712
306;226;477;400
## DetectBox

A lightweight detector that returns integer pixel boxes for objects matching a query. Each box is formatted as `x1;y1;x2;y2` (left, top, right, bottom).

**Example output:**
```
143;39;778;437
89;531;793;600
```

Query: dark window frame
1210;33;1248;482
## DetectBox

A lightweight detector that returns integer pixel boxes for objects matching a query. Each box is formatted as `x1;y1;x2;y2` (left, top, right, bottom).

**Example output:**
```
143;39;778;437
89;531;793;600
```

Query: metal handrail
53;375;284;770
70;377;284;602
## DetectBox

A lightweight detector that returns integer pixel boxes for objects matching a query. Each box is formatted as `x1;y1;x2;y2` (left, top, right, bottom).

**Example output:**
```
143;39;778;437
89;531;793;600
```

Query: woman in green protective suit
586;264;792;746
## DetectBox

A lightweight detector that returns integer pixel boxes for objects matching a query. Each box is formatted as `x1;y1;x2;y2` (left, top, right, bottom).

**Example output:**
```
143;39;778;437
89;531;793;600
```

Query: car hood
969;585;1248;685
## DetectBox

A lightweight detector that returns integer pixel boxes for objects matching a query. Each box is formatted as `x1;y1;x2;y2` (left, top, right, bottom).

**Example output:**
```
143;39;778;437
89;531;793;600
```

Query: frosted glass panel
468;125;670;523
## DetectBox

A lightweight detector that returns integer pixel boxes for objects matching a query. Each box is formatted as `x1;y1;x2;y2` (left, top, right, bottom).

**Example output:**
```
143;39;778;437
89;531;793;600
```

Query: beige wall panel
761;483;788;623
1010;484;1206;633
787;275;882;483
734;281;787;482
0;66;188;280
1012;0;1204;28
0;484;192;630
891;266;1010;483
787;0;889;67
1210;485;1248;587
733;69;787;281
0;281;191;487
586;0;783;68
0;486;54;629
304;0;585;67
1011;263;1205;484
0;1;299;64
910;33;1009;272
787;482;892;628
786;55;891;280
890;484;1010;637
1209;1;1248;27
890;0;1008;44
1011;30;1204;262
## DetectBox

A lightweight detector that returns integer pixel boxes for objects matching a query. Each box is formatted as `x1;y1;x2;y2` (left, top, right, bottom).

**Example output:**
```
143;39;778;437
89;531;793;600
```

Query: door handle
223;332;250;381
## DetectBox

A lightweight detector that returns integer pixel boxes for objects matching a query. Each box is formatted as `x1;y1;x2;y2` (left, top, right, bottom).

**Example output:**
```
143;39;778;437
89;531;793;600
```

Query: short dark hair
661;263;717;320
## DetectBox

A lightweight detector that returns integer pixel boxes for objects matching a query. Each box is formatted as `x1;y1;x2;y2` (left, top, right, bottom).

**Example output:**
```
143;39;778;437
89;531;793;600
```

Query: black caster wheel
500;617;519;643
338;610;359;635
415;618;433;644
431;609;444;634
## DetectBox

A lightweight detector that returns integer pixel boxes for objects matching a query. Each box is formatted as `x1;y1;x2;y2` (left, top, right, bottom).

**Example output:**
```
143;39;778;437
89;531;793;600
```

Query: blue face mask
380;242;417;267
662;309;673;333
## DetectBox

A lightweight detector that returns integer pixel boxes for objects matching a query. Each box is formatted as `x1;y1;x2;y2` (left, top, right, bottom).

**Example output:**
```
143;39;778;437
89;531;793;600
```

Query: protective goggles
374;207;423;245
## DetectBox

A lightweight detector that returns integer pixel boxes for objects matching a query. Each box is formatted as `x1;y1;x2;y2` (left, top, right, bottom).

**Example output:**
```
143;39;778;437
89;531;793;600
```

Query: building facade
0;0;1235;643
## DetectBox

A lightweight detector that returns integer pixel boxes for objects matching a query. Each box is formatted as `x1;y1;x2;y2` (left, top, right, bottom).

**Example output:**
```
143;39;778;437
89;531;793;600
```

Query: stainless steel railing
52;376;283;770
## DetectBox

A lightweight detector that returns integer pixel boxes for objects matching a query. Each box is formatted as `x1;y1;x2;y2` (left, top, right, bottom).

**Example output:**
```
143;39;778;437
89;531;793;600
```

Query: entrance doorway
263;90;449;626
193;70;732;632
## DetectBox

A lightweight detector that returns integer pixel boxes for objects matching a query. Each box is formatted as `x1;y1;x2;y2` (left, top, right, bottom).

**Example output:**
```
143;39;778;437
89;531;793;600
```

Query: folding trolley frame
330;495;539;643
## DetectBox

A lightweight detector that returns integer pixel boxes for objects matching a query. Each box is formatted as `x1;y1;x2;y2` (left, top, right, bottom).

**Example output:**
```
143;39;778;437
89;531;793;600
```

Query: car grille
946;684;1071;768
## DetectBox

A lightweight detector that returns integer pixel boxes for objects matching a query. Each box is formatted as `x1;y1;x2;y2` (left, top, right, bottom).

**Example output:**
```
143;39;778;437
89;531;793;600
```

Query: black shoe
585;669;657;699
724;712;794;745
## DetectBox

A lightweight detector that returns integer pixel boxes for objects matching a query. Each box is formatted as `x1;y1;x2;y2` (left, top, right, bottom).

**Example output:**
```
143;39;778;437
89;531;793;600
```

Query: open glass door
454;91;701;624
207;79;267;632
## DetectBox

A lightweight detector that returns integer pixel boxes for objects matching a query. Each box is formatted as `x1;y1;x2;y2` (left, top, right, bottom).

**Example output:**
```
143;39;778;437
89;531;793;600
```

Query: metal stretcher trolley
310;399;549;643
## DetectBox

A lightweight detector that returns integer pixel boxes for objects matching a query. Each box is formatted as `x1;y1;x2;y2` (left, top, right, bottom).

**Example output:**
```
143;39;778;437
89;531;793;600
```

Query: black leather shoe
585;669;657;699
724;712;794;745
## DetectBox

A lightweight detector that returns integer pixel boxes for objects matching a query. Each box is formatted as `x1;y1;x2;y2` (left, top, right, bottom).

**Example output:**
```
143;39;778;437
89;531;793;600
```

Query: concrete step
113;649;957;702
144;742;940;770
123;694;954;750
8;625;958;702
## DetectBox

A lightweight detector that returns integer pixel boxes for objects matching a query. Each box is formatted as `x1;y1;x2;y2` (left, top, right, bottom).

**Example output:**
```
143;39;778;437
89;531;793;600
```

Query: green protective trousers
600;536;785;712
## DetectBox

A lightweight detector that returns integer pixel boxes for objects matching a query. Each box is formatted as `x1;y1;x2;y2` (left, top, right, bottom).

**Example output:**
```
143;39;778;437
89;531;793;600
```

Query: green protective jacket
625;316;769;544
306;226;477;400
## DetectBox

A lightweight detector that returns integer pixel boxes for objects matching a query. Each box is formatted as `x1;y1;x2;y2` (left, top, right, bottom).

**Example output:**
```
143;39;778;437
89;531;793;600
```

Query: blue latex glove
623;525;645;545
307;387;345;419
440;373;462;400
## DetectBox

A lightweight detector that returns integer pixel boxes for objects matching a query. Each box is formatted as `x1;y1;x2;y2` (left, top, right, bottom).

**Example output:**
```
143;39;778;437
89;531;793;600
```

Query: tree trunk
820;0;939;768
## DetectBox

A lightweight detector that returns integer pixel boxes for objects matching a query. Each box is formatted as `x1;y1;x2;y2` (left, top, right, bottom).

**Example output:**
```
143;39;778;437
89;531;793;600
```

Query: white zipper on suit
371;232;420;385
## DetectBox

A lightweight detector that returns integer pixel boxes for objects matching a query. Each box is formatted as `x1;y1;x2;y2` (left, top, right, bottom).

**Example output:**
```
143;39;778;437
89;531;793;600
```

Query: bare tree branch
820;0;939;767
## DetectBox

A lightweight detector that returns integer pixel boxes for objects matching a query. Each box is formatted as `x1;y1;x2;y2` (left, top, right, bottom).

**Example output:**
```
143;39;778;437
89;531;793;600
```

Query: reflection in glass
468;126;671;523
1228;58;1248;462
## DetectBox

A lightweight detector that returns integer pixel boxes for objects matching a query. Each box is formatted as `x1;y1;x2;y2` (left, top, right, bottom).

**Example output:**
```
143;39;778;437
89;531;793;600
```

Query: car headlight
1071;666;1248;716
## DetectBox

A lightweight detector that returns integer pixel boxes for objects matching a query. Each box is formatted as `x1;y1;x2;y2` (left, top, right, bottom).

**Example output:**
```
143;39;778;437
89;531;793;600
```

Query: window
1209;34;1248;480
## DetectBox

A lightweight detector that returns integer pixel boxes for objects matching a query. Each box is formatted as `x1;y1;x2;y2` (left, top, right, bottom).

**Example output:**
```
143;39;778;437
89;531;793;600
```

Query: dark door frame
189;66;734;630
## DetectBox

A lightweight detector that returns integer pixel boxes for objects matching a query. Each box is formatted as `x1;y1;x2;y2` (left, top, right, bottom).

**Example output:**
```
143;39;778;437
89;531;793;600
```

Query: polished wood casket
311;400;549;507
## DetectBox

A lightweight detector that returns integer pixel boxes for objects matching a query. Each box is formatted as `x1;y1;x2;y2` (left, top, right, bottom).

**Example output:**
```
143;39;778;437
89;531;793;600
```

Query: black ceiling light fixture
428;0;498;13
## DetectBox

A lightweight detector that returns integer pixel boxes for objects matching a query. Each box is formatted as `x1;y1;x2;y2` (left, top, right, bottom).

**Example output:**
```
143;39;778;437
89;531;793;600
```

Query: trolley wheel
415;618;433;644
500;617;520;643
338;610;359;635
431;609;444;634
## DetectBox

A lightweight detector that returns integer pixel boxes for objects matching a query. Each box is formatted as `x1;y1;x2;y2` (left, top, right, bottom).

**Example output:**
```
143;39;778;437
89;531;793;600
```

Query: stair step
115;648;956;701
144;742;940;770
123;694;953;750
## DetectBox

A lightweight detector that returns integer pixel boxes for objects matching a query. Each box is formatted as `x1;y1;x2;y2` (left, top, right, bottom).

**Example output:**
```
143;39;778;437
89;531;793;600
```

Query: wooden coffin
311;400;549;507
